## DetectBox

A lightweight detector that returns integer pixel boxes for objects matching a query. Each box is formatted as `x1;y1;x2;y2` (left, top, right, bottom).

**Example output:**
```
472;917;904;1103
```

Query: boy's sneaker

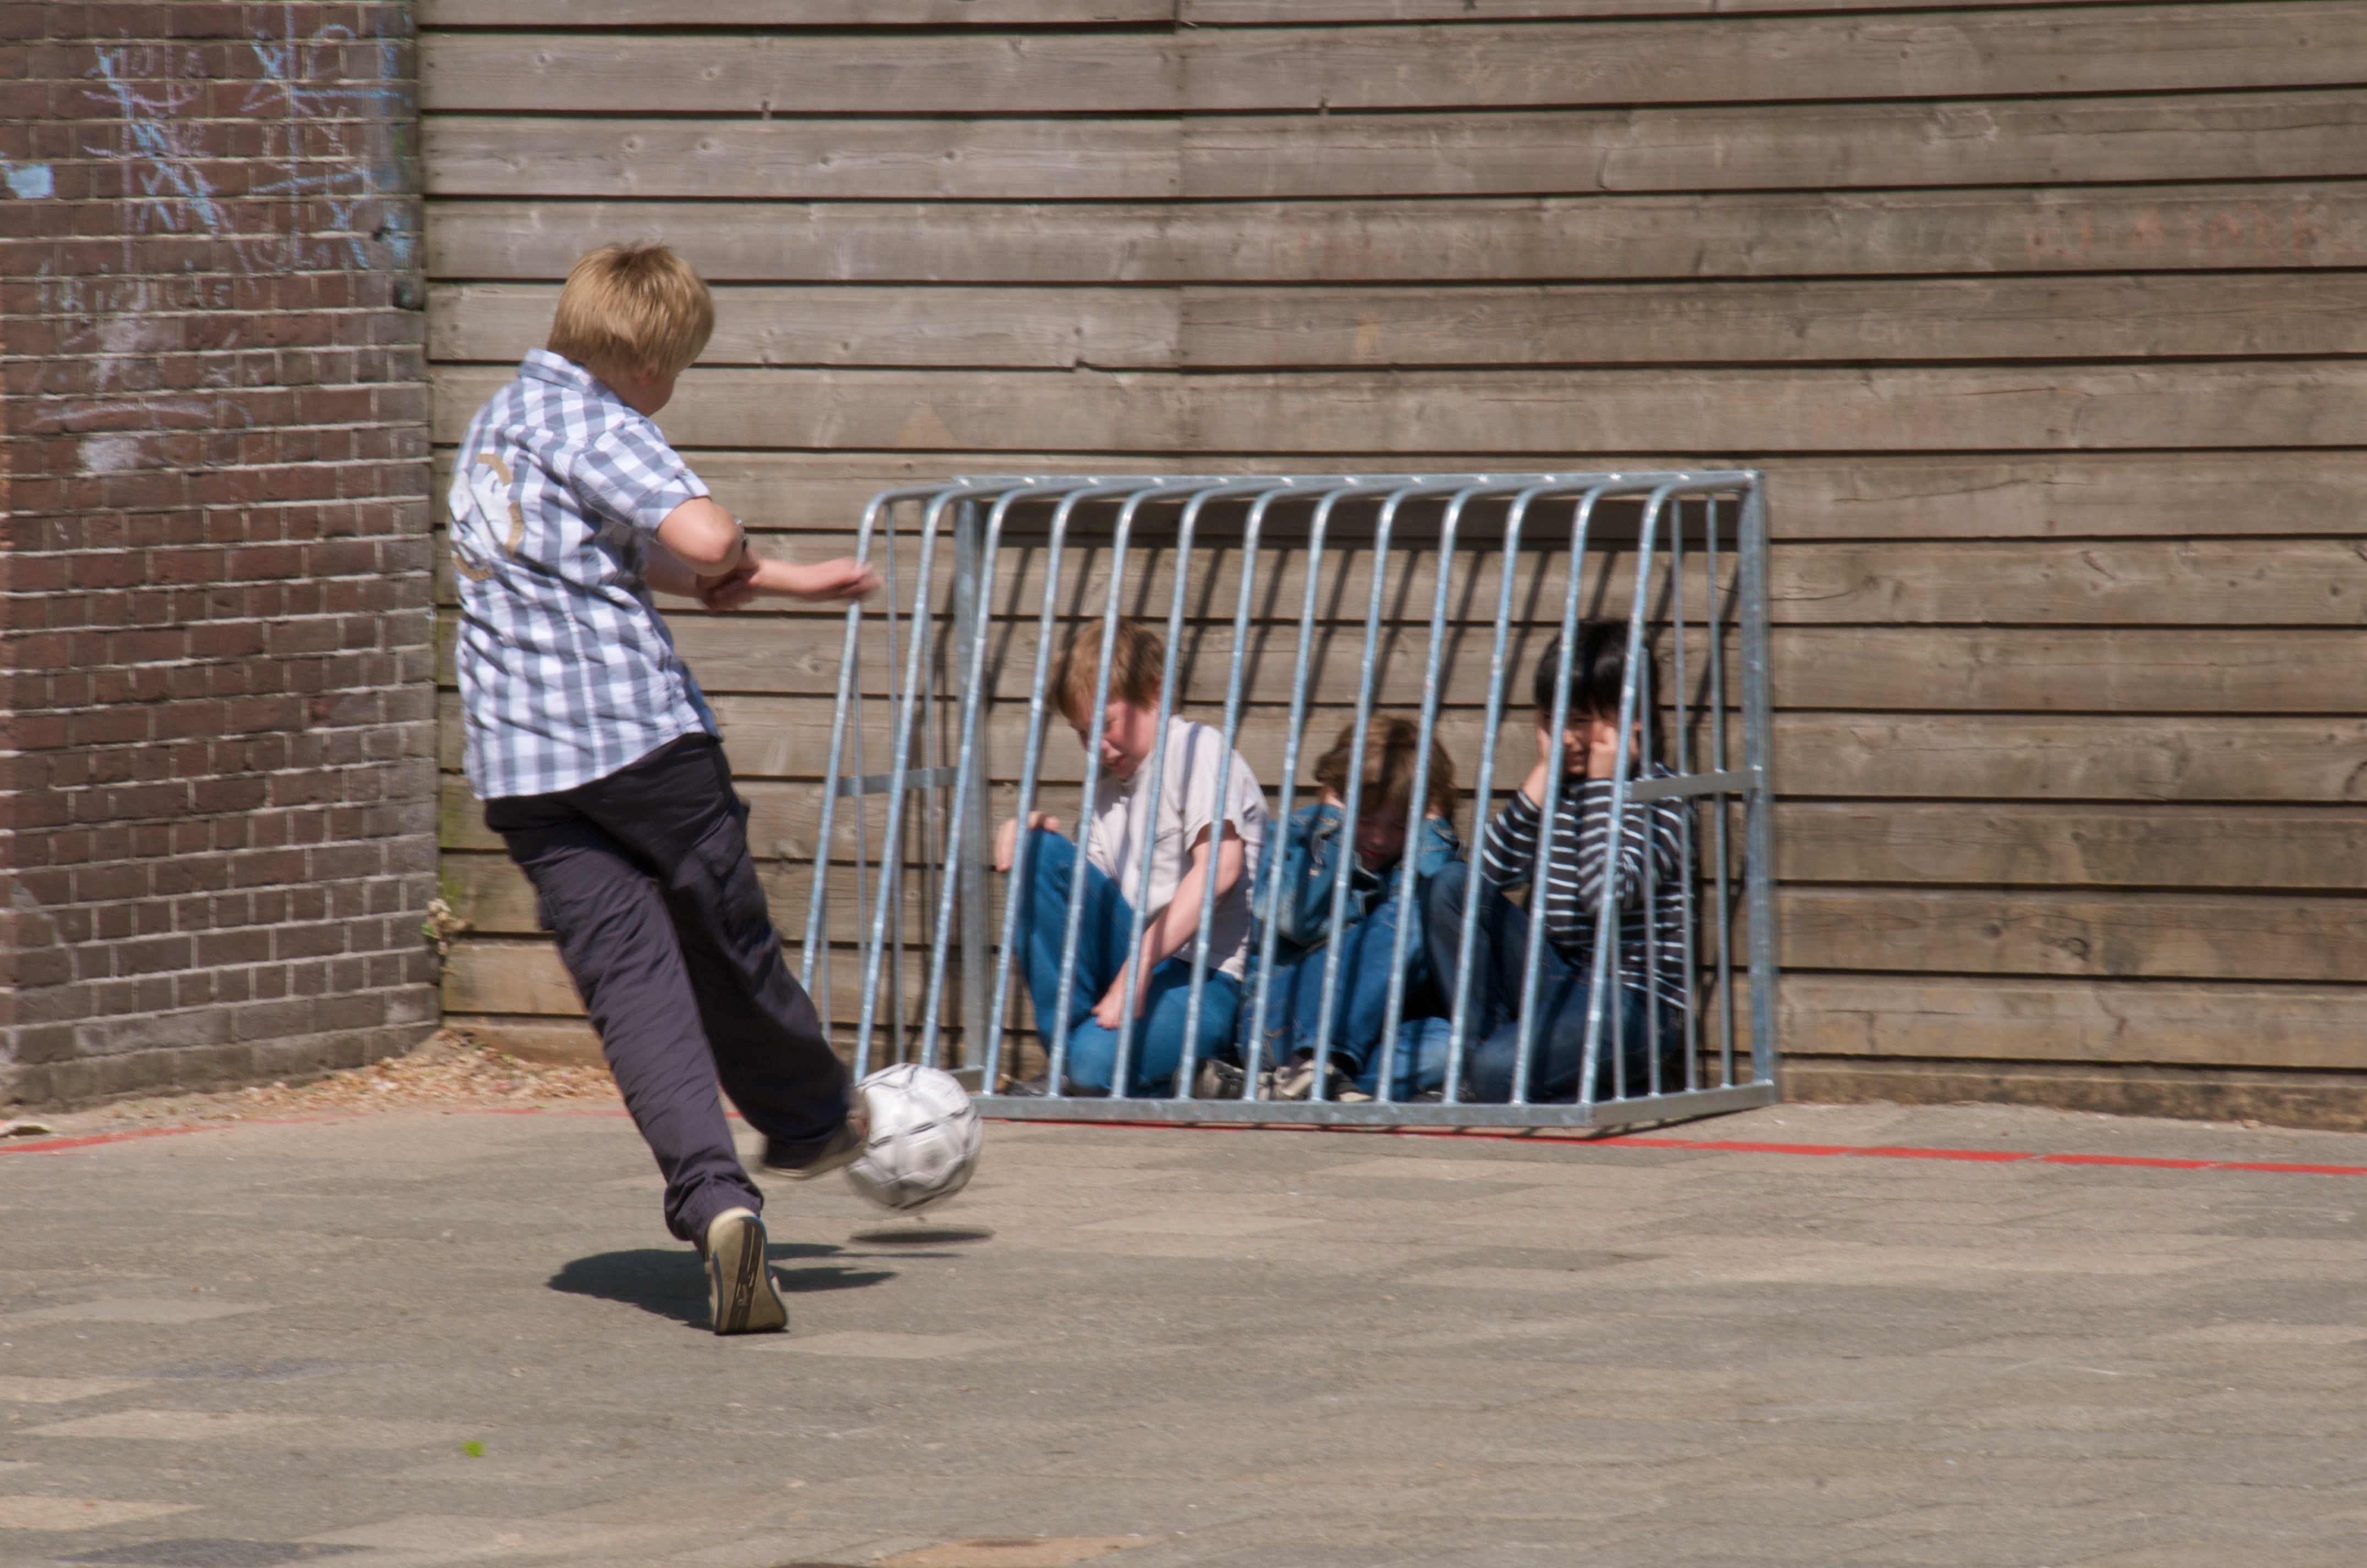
1270;1055;1317;1102
701;1207;787;1336
1192;1059;1247;1100
759;1103;869;1181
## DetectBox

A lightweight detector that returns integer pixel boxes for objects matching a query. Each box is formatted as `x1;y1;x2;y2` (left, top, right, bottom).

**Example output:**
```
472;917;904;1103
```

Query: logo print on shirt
449;451;526;583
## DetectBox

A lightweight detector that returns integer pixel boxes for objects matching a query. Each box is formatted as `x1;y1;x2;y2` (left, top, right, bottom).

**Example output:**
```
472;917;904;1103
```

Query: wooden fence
423;0;2367;1125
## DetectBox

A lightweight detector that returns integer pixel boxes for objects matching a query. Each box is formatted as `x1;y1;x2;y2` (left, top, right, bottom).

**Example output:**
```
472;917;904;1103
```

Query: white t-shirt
1083;719;1270;980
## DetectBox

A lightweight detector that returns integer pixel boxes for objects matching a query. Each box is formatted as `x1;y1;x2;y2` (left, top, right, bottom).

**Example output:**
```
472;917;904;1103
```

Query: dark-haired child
1422;621;1691;1103
1248;716;1463;1102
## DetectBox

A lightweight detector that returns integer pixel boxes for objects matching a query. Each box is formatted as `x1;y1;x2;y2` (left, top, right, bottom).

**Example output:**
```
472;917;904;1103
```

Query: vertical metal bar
982;482;1097;1091
1374;481;1499;1102
855;490;955;1080
1739;474;1781;1094
918;489;1018;1069
1512;487;1611;1105
1669;498;1700;1093
1576;483;1680;1109
1309;480;1469;1100
955;500;992;1074
1112;479;1237;1096
803;487;932;1018
1246;478;1402;1094
1177;479;1312;1099
1049;480;1190;1094
1707;494;1737;1089
1444;479;1590;1106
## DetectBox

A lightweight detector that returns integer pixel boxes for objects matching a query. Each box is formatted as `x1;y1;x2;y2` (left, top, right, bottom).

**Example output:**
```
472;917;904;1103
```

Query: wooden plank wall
420;0;2367;1126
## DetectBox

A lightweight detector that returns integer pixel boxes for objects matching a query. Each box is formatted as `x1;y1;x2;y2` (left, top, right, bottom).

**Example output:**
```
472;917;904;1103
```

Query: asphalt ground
4;1097;2366;1567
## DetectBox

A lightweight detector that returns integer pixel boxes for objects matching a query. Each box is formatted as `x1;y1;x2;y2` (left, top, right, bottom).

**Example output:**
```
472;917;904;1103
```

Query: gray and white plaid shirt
449;350;718;799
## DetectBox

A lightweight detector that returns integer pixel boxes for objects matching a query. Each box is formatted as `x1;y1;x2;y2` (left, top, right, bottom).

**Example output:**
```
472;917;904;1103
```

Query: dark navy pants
486;733;848;1241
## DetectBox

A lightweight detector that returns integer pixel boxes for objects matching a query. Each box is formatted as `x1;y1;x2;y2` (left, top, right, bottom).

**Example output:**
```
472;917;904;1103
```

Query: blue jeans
1010;829;1241;1096
1246;891;1452;1098
1422;860;1684;1104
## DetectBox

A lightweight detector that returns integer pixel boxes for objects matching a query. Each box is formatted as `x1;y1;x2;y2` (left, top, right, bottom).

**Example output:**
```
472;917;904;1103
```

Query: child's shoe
702;1207;788;1336
759;1102;869;1181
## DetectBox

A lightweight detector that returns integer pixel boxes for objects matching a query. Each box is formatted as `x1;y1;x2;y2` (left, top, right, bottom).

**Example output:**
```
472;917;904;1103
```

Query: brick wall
1;1;438;1107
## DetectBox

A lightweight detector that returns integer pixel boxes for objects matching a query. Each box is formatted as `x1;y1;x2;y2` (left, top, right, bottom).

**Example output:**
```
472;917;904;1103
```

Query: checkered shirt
448;350;718;799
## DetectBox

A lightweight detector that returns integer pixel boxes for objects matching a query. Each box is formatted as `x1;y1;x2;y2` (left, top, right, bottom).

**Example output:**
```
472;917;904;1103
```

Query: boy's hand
694;562;759;612
1092;963;1153;1029
992;811;1062;873
1585;717;1626;781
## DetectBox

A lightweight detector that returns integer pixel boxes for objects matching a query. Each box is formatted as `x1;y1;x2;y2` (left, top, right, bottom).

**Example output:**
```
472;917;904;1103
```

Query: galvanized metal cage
799;472;1777;1130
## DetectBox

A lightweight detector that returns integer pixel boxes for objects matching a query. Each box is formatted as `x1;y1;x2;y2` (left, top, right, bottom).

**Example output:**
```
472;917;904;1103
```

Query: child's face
1072;699;1161;782
1353;802;1411;869
1540;709;1618;773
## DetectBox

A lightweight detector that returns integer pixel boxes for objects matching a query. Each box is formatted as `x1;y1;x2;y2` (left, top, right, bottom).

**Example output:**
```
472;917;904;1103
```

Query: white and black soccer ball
844;1063;983;1213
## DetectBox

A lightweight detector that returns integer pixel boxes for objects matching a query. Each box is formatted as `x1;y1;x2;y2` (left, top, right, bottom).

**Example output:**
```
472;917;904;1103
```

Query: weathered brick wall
1;1;438;1107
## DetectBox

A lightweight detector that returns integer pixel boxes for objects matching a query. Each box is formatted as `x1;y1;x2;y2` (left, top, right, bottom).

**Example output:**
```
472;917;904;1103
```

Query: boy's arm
1272;801;1343;949
1092;825;1247;1025
1478;792;1538;891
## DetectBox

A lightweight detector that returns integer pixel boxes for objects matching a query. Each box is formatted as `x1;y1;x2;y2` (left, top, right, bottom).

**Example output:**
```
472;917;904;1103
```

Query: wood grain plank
432;274;2367;369
424;0;1170;23
1778;973;2367;1071
1780;888;2367;984
1182;8;2367;113
433;450;2367;542
1177;274;2367;367
1770;540;2367;625
1184;1;2181;21
425;118;1179;202
429;284;1178;369
424;9;2367;114
431;362;2367;454
442;851;937;941
434;612;2367;714
424;186;2367;283
443;938;932;1017
423;34;1181;115
1775;804;2367;892
440;776;2367;895
437;691;2367;802
1180;92;2367;200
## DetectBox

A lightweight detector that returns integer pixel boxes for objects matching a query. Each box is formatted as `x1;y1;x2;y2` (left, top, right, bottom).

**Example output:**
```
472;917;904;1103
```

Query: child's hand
694;562;759;612
1585;717;1627;781
1091;964;1153;1029
769;557;881;603
992;811;1062;873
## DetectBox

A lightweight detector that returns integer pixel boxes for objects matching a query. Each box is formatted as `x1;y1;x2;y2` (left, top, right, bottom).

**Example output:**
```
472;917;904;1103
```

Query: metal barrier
799;472;1777;1130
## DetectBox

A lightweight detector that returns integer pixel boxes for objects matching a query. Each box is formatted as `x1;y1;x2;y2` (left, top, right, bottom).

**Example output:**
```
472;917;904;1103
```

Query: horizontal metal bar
835;766;958;798
971;1083;1775;1130
1623;769;1751;803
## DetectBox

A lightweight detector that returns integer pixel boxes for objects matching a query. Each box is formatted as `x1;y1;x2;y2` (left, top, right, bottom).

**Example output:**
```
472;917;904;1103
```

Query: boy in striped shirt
1422;620;1692;1102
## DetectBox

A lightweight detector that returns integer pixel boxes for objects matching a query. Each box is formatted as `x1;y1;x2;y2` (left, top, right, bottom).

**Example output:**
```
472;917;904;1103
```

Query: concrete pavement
4;1098;2366;1566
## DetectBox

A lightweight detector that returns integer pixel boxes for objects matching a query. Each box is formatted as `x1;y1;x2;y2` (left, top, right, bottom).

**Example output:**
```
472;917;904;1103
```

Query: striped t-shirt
1478;769;1693;1012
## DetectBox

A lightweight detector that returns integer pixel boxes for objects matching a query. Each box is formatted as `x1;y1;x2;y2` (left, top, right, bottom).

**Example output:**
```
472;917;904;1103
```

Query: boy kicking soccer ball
448;242;879;1334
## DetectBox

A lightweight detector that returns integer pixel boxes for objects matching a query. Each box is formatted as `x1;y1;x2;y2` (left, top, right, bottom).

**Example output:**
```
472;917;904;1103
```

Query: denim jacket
1258;803;1463;967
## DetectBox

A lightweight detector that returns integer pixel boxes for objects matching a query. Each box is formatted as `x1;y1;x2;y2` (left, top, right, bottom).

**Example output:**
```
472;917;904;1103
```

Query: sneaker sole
761;1113;868;1181
706;1212;788;1335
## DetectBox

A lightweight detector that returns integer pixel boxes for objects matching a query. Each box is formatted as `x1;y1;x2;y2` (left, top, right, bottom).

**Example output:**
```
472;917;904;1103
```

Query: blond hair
1052;619;1165;727
1313;715;1458;822
547;242;715;379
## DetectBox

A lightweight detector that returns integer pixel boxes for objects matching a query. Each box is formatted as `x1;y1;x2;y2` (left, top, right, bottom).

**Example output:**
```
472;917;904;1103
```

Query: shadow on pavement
547;1245;895;1326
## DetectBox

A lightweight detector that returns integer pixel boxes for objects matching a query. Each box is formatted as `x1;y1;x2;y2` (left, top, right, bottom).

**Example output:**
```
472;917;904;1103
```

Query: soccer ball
843;1063;983;1213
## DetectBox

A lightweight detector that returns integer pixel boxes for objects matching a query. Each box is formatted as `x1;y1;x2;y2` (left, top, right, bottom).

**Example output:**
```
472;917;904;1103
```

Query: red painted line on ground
2037;1152;2216;1171
0;1124;226;1157
1854;1145;2036;1163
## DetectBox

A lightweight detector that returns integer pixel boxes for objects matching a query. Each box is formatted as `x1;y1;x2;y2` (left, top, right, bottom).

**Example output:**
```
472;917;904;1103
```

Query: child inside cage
991;618;1270;1097
1423;619;1694;1103
1244;716;1465;1103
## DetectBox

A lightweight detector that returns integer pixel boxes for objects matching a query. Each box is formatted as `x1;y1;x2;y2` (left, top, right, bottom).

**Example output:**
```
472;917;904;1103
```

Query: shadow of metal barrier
799;473;1777;1130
